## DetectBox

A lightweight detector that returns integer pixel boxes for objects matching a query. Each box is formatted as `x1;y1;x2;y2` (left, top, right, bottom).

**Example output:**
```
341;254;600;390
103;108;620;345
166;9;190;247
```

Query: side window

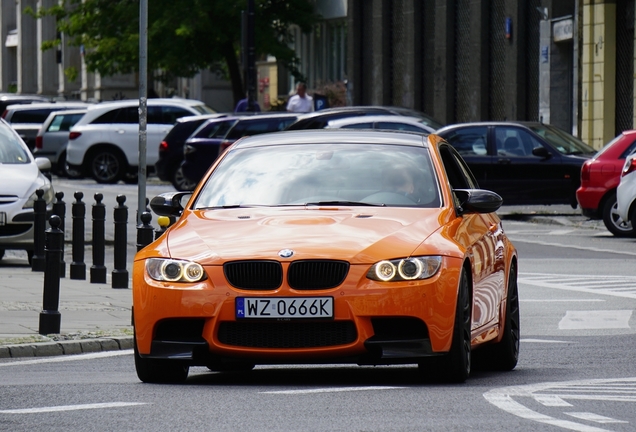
161;106;193;124
341;123;373;129
442;126;488;156
439;144;478;190
375;122;426;133
47;113;84;132
91;109;119;124
495;127;543;157
620;138;636;159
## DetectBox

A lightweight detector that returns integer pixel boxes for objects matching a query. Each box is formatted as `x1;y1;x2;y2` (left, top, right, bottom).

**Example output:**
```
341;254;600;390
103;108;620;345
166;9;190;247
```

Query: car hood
0;163;40;197
162;207;447;265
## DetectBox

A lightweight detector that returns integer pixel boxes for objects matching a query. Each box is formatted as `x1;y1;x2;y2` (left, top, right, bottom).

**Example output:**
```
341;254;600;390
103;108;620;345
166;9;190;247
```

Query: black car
285;106;443;131
436;122;596;207
182;113;299;185
156;113;230;190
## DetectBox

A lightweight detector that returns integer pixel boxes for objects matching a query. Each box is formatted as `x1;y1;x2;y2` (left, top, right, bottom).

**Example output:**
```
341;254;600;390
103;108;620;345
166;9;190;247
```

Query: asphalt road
1;205;635;431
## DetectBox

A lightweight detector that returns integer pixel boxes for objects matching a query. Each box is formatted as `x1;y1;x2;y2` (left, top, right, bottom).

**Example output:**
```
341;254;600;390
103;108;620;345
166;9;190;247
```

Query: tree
31;0;318;103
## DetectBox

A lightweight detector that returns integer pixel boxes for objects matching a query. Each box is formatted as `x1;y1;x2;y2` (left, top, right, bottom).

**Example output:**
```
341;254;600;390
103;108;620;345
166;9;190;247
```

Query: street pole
138;0;148;226
246;0;256;111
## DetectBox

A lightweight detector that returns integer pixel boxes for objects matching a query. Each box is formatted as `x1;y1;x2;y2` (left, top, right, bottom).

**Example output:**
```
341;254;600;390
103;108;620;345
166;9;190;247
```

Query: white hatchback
617;153;636;227
0;119;54;263
66;98;214;183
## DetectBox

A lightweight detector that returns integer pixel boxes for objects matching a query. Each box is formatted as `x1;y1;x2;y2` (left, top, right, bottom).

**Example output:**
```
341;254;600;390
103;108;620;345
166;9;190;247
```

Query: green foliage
33;0;319;101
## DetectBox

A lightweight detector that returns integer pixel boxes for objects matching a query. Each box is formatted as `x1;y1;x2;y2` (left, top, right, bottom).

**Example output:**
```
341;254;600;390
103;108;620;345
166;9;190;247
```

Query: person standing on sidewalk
286;82;314;113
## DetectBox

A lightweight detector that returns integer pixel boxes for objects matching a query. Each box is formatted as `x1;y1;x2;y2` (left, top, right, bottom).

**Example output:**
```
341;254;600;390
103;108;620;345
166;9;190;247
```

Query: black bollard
154;216;171;240
52;191;66;278
70;192;86;280
136;212;154;252
31;189;47;272
112;195;128;289
39;215;63;335
90;193;107;284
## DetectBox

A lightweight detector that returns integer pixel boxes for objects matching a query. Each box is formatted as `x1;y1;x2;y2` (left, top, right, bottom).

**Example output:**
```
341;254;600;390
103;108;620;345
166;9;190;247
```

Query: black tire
134;336;189;384
420;268;471;383
90;149;125;184
171;166;197;191
602;192;635;237
474;262;520;371
0;249;4;261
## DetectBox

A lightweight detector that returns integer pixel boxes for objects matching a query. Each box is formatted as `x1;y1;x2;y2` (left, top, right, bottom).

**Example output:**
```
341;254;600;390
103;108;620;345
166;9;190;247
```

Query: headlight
146;258;207;283
23;183;54;209
367;256;442;282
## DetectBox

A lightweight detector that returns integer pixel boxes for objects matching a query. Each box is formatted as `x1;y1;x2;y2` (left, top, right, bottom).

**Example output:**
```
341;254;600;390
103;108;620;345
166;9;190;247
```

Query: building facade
346;0;636;149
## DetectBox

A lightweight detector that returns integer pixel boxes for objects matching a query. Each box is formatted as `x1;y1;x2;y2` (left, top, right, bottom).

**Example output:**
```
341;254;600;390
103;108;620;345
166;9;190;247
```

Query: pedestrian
286;82;314;113
234;96;261;112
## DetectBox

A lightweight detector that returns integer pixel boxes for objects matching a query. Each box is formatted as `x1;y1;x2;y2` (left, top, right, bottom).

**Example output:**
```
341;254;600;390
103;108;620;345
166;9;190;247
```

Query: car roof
232;129;430;149
0;94;49;101
437;121;545;131
4;101;89;111
176;113;229;124
88;98;207;109
326;115;430;128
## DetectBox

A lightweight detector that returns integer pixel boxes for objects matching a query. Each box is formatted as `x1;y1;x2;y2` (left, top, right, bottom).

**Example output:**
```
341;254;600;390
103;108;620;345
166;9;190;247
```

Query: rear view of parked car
3;102;89;152
0;118;54;263
182;113;298;185
66;98;214;183
33;109;87;177
156;113;230;191
577;131;636;236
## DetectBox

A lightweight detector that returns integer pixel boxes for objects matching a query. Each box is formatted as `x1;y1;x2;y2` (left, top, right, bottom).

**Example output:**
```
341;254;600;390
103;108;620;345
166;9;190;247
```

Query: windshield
527;124;595;155
194;143;441;209
192;104;216;114
0;124;29;164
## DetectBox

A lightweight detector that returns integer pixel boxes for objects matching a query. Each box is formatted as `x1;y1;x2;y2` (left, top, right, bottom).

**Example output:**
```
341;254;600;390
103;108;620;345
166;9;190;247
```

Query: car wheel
602;193;635;237
90;149;125;184
171;166;197;191
59;152;83;179
474;261;520;371
133;335;189;384
420;268;471;383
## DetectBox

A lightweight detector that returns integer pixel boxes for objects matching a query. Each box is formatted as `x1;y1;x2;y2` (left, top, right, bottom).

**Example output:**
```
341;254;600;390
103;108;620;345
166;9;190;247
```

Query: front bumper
133;258;461;366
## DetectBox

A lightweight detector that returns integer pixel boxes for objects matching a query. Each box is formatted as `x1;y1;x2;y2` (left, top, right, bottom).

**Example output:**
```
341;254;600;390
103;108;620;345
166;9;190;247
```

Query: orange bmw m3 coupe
133;130;519;383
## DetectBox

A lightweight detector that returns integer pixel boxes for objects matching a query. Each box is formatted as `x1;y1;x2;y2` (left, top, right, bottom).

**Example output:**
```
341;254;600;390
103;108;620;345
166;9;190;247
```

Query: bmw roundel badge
278;249;294;258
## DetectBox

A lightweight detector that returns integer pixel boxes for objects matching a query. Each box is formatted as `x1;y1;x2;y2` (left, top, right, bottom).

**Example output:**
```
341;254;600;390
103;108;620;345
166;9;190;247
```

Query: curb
0;336;133;359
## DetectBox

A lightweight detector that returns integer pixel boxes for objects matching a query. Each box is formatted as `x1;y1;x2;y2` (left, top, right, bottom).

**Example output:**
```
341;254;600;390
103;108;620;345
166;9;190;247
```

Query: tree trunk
222;41;244;107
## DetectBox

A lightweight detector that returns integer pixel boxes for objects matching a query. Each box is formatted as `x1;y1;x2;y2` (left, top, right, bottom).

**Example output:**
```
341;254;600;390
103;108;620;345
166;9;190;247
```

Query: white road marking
0;349;132;367
510;238;636;257
261;386;404;395
0;402;147;414
519;273;636;300
558;310;632;330
564;412;628;424
548;230;576;235
533;394;573;407
520;299;606;302
484;377;636;432
521;339;574;344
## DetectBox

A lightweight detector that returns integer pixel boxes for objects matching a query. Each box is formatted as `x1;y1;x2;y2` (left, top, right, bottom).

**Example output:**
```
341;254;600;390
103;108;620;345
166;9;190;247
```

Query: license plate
0;212;5;226
236;297;333;319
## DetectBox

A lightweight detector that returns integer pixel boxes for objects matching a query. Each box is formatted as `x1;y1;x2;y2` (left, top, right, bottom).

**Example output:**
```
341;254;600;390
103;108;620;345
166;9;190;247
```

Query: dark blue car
181;113;299;185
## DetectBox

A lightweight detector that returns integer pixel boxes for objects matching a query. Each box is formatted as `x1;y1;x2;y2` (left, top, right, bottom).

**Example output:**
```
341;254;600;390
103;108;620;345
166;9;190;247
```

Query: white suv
66;98;214;183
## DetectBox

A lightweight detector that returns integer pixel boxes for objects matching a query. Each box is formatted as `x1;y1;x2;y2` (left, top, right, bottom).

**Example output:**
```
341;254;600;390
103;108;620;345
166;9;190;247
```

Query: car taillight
220;140;233;152
159;140;169;152
580;160;591;183
69;131;82;140
35;135;43;149
622;157;636;177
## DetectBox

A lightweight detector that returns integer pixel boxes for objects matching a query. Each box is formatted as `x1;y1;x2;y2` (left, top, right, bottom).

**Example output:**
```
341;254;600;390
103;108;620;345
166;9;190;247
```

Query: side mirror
454;189;503;215
35;157;52;172
150;192;192;217
532;146;551;159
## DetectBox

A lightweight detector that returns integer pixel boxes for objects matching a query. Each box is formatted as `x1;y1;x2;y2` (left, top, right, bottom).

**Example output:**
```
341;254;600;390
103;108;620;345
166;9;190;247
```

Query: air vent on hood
356;214;373;218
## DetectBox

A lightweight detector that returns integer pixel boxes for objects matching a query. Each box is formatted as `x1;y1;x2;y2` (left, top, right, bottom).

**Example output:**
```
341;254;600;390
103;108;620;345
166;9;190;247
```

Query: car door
487;125;567;204
438;126;491;188
109;106;140;165
438;144;504;333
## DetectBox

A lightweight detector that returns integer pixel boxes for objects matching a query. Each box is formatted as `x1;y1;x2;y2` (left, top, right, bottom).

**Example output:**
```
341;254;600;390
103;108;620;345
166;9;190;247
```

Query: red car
577;130;636;236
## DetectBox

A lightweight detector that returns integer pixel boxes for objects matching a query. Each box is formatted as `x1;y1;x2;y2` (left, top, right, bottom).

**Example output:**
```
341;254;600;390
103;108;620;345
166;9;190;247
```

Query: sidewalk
0;204;602;359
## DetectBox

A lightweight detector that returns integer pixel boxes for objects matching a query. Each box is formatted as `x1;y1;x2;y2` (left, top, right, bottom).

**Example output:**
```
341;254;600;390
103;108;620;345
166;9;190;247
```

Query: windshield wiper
304;201;385;207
